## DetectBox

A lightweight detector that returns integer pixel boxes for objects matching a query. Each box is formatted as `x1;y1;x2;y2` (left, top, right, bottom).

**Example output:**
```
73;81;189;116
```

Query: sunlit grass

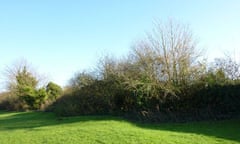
0;111;239;144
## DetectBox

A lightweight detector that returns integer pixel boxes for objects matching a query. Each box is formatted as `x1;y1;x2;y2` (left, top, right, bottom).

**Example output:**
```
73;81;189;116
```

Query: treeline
1;20;240;122
50;21;240;122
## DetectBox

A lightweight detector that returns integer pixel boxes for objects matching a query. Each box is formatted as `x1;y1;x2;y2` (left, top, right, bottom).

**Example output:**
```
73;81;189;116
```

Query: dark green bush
50;75;240;122
0;93;27;111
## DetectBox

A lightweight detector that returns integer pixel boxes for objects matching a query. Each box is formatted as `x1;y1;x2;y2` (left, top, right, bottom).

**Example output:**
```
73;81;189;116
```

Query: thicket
50;21;240;121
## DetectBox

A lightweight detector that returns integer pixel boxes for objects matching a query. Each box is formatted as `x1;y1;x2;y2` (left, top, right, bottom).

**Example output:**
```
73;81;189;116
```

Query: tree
3;59;55;110
13;65;42;109
46;82;63;100
130;20;203;101
69;71;96;90
213;56;240;81
4;60;38;91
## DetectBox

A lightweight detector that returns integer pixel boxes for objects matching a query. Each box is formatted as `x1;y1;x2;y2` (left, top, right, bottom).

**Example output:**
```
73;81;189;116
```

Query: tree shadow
0;111;239;143
0;111;121;130
135;119;240;143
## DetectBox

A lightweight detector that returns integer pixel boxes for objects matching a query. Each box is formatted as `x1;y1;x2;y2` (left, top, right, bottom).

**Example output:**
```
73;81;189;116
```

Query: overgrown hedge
48;82;240;122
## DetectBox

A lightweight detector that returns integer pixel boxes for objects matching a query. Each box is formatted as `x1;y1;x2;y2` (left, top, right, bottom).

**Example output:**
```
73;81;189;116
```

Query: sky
0;0;240;91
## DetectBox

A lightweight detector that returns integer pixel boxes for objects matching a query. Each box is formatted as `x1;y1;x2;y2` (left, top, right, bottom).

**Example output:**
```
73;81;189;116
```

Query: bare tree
132;20;203;86
127;19;205;102
213;56;240;81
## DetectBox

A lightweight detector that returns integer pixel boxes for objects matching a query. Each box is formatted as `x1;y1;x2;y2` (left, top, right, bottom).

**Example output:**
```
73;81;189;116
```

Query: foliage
13;66;43;109
0;92;25;111
46;82;63;100
1;62;62;111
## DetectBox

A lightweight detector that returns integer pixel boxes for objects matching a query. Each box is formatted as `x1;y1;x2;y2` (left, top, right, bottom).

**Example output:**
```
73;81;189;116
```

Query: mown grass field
0;111;239;144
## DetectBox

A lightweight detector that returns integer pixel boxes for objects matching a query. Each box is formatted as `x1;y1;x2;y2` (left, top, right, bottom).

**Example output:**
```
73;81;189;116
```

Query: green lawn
0;111;239;144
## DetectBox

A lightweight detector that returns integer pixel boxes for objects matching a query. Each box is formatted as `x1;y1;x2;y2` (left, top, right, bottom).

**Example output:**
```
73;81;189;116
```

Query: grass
0;111;239;144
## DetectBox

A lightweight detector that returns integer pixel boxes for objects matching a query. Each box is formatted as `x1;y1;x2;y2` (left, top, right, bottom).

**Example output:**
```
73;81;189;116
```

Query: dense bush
51;78;131;116
0;92;24;111
50;68;240;121
186;84;240;119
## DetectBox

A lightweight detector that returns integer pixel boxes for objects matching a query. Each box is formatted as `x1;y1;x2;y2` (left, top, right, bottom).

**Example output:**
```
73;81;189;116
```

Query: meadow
0;111;239;144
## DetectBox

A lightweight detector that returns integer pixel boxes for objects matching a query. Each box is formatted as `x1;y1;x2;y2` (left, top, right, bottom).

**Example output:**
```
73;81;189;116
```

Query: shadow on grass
0;111;239;143
0;111;120;130
136;119;240;143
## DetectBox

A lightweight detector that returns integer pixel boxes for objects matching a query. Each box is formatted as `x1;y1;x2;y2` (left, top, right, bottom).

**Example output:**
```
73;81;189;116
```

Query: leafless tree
132;20;203;86
213;56;240;81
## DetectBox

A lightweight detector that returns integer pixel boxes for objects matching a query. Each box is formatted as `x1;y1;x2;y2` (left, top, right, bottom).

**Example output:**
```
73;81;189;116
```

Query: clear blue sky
0;0;240;90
